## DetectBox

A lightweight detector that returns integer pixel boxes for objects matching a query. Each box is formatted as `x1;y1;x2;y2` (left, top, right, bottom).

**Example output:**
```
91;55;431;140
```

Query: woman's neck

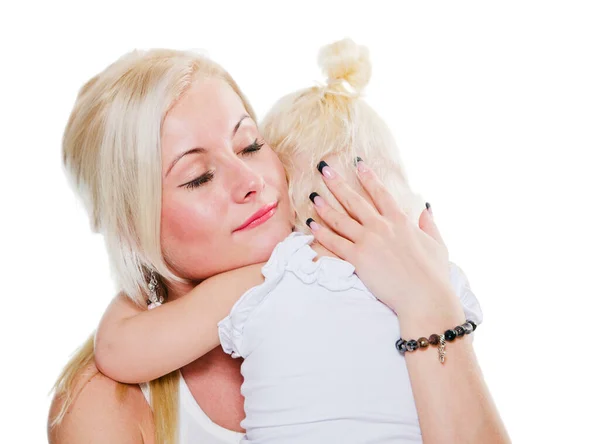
164;278;197;302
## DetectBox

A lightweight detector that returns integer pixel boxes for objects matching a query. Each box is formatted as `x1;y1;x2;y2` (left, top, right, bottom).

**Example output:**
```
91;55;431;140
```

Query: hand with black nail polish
307;157;457;318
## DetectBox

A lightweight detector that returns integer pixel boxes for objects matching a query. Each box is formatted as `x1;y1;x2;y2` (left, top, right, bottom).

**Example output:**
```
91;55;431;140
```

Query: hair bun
318;38;372;93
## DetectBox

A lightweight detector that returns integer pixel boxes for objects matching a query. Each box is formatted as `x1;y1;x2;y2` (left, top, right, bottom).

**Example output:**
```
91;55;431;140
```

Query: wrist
394;287;465;338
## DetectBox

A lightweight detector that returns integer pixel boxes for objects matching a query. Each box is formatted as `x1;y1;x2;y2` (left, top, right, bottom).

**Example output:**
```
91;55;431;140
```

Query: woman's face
160;77;294;282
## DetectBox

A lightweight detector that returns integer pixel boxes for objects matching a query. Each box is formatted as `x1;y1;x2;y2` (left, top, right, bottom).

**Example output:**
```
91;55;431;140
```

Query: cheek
160;191;224;262
264;149;288;191
261;151;295;223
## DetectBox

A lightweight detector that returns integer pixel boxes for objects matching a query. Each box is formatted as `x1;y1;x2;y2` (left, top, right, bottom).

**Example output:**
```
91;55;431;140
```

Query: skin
50;77;296;441
306;161;511;443
49;77;510;443
159;77;295;431
160;77;295;290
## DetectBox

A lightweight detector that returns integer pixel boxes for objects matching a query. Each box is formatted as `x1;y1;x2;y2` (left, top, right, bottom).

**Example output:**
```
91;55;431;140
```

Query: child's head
261;38;425;234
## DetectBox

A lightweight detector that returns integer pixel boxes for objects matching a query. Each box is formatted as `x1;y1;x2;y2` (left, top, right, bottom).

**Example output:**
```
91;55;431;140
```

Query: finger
418;205;446;247
354;158;406;222
306;218;355;261
317;160;378;226
310;192;363;243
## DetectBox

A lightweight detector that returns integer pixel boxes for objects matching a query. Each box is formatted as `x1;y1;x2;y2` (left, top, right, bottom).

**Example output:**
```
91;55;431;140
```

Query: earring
147;271;164;310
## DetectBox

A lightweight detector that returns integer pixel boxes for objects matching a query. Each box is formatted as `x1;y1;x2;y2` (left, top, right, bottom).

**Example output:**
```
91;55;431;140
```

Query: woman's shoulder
48;362;154;444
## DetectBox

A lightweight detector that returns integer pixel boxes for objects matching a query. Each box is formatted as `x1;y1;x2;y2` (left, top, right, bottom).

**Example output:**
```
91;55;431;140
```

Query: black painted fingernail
354;156;363;166
425;202;431;210
317;161;328;174
309;192;319;203
306;218;315;228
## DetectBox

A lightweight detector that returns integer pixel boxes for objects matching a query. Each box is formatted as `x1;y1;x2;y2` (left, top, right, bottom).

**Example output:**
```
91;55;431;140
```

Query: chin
247;223;291;262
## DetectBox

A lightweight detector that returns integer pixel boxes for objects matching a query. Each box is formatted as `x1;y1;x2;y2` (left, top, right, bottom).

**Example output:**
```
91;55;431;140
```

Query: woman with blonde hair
49;41;509;443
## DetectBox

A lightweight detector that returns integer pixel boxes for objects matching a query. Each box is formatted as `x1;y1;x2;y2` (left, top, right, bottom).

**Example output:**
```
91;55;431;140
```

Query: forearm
96;294;220;382
397;290;511;444
95;274;248;383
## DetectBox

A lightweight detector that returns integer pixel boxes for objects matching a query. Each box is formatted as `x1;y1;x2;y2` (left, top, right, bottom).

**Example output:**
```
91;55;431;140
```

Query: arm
308;159;510;443
48;366;152;444
399;290;509;443
95;263;264;384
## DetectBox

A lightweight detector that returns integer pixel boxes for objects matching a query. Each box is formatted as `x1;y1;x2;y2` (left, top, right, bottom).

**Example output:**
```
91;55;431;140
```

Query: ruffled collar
261;232;367;292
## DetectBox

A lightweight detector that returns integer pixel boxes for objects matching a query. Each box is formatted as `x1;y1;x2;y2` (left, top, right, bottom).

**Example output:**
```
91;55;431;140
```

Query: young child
95;39;483;443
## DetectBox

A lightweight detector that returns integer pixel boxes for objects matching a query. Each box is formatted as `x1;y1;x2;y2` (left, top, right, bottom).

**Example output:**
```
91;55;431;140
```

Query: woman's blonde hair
51;48;256;444
261;38;425;233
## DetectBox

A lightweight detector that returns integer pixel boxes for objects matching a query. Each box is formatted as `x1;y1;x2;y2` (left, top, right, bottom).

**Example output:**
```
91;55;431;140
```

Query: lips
234;202;278;232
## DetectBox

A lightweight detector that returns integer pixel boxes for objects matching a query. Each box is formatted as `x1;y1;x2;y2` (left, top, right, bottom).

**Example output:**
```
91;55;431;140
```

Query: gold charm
438;333;446;364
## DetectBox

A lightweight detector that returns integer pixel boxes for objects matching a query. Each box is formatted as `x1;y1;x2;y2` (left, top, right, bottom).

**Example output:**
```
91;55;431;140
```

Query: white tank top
140;373;244;444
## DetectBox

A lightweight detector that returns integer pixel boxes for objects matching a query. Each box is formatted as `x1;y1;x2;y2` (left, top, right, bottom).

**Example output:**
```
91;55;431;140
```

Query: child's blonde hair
261;38;424;233
52;48;256;444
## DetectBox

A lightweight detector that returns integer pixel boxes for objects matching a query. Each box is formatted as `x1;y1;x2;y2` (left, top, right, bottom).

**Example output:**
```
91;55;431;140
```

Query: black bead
444;329;457;341
455;326;466;337
317;160;329;174
406;339;419;352
467;320;477;331
395;339;407;354
309;192;319;203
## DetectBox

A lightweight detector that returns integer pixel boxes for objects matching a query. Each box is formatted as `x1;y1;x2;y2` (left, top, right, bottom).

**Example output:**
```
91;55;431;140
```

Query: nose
230;159;265;203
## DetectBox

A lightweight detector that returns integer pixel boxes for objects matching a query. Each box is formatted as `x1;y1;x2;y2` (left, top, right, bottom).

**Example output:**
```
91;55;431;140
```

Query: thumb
418;203;445;247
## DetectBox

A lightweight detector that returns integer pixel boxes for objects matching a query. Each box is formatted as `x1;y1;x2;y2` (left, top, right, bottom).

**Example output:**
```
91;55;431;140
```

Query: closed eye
180;170;215;190
180;139;264;190
241;138;265;156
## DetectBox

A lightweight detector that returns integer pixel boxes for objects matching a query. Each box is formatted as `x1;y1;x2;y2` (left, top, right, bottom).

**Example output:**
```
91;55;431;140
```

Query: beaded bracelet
395;320;477;363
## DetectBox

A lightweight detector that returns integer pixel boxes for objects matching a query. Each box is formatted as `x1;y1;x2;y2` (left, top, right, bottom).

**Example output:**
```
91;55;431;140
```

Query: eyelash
183;170;215;190
182;139;265;190
242;138;265;155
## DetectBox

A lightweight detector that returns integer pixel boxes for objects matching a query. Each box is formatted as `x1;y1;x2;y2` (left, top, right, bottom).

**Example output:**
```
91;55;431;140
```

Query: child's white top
218;232;483;444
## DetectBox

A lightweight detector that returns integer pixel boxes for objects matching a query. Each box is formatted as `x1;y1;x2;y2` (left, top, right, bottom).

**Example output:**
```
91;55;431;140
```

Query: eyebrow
233;115;250;136
165;114;250;177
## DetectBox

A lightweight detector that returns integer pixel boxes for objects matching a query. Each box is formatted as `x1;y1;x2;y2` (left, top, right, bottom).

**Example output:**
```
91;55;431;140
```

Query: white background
1;1;598;442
